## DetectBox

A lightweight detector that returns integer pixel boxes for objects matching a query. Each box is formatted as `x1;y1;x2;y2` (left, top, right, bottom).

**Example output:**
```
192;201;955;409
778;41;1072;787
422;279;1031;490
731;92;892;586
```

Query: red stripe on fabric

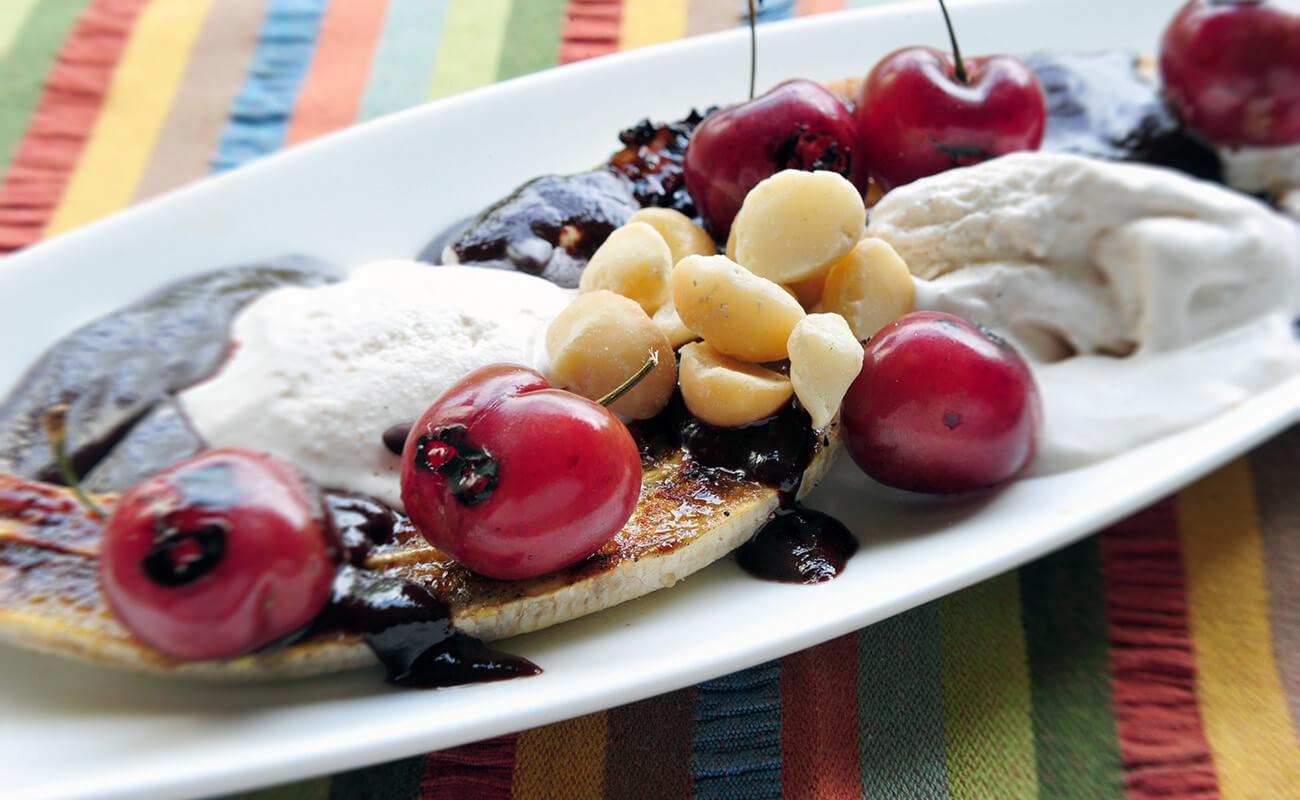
780;634;862;799
1100;500;1220;800
0;0;148;254
560;0;622;64
421;733;519;799
284;0;390;146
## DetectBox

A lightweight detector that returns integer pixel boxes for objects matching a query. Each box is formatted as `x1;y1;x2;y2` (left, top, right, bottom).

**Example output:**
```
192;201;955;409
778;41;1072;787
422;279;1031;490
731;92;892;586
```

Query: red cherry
100;449;339;661
683;79;864;239
1160;0;1300;147
400;364;641;580
841;312;1041;494
856;45;1046;191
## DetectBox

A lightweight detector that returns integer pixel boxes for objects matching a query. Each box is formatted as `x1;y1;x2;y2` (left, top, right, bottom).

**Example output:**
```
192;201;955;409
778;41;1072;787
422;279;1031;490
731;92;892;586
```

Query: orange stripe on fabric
781;633;861;799
1179;460;1300;800
560;0;622;64
1099;500;1219;800
511;712;608;800
797;0;846;13
0;0;147;253
284;0;390;146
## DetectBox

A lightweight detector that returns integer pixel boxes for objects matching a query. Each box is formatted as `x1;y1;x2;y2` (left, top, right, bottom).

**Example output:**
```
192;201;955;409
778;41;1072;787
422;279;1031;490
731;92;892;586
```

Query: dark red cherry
683;79;864;239
841;312;1041;494
400;364;641;580
1160;0;1300;147
100;448;339;661
856;46;1047;191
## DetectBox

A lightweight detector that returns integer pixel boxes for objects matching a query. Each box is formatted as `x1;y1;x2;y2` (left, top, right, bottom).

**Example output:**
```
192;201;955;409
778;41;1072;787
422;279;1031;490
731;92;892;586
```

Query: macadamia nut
546;290;677;419
628;208;716;265
679;341;793;428
652;302;699;348
821;237;915;340
731;170;866;284
787;313;864;429
671;254;806;362
579;222;673;313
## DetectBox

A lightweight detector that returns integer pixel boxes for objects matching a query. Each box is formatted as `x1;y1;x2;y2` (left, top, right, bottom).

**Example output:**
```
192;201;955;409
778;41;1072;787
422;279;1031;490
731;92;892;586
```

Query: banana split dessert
0;0;1297;688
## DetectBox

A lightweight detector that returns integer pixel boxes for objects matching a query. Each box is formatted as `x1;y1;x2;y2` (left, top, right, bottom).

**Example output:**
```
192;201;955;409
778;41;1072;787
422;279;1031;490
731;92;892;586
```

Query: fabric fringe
1100;500;1221;799
0;0;148;254
420;733;519;800
560;0;622;64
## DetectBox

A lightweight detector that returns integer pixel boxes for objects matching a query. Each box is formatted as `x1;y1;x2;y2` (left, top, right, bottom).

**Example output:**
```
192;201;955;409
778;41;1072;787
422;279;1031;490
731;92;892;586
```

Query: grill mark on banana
0;430;839;681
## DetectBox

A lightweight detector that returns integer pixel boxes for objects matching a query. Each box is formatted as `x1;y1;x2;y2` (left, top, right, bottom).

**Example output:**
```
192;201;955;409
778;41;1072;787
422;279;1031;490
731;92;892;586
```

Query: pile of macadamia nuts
545;170;916;430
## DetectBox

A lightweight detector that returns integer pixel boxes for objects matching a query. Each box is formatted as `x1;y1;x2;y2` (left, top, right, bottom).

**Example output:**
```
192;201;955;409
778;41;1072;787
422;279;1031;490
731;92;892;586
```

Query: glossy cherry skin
1160;0;1300;147
683;79;864;239
856;47;1047;191
100;448;339;661
841;312;1041;494
400;364;641;580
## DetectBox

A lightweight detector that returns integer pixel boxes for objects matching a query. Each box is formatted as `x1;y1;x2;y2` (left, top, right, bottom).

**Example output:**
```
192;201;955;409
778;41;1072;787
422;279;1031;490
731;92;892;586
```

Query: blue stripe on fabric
211;0;329;172
756;0;796;23
357;0;449;121
857;602;952;799
692;660;783;800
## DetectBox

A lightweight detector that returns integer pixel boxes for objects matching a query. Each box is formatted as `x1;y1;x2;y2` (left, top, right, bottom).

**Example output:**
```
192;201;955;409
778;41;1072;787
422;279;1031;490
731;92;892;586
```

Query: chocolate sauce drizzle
637;395;858;584
320;566;539;689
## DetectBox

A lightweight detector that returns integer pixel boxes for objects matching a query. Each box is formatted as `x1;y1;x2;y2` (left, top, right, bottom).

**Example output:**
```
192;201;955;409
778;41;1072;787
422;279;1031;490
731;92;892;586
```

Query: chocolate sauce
433;170;639;288
607;111;708;219
1028;51;1223;182
321;566;539;689
325;492;405;566
0;257;337;487
426;111;710;289
634;394;855;583
381;423;412;456
737;506;858;584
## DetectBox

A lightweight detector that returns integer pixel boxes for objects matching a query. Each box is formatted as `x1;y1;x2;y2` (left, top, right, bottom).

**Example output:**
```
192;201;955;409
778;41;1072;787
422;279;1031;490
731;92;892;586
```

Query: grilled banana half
0;429;838;681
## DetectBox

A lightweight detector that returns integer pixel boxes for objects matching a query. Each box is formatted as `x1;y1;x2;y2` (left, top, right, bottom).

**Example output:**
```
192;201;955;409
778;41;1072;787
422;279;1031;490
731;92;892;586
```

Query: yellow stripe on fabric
1179;459;1300;800
939;572;1038;800
0;0;40;56
426;0;513;100
43;0;217;237
512;712;608;800
619;0;689;50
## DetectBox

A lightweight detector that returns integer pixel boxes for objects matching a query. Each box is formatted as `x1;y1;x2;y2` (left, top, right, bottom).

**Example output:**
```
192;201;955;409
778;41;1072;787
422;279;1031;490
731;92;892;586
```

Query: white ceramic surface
3;1;1296;798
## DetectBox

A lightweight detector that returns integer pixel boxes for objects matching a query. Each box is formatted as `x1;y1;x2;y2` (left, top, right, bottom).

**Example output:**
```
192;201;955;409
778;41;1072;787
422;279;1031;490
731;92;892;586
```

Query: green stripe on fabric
0;0;41;56
358;0;449;120
496;0;567;81
236;776;331;800
426;0;513;100
0;0;91;173
857;602;951;799
939;572;1038;800
1019;540;1125;800
327;755;426;799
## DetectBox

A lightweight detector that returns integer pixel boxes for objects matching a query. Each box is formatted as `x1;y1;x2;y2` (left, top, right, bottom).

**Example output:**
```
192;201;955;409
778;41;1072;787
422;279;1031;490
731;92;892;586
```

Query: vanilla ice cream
868;152;1300;472
180;261;572;509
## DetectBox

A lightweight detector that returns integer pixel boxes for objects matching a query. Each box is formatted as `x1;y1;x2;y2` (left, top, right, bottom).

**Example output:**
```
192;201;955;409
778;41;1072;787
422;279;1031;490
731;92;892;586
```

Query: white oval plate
2;1;1297;798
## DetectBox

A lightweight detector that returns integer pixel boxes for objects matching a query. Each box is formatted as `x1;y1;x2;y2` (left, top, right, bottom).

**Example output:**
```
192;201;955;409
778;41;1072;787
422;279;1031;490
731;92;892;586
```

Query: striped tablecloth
2;2;1297;798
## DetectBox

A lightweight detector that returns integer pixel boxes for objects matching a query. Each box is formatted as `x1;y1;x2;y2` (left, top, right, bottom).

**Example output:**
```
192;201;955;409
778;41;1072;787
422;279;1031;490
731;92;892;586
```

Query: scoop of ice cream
868;152;1299;360
868;152;1300;473
180;261;571;509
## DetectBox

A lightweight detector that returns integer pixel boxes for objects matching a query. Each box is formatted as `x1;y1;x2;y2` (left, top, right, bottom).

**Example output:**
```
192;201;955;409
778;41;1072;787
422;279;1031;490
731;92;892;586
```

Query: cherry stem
41;405;105;519
937;0;968;85
597;352;659;408
748;0;758;100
